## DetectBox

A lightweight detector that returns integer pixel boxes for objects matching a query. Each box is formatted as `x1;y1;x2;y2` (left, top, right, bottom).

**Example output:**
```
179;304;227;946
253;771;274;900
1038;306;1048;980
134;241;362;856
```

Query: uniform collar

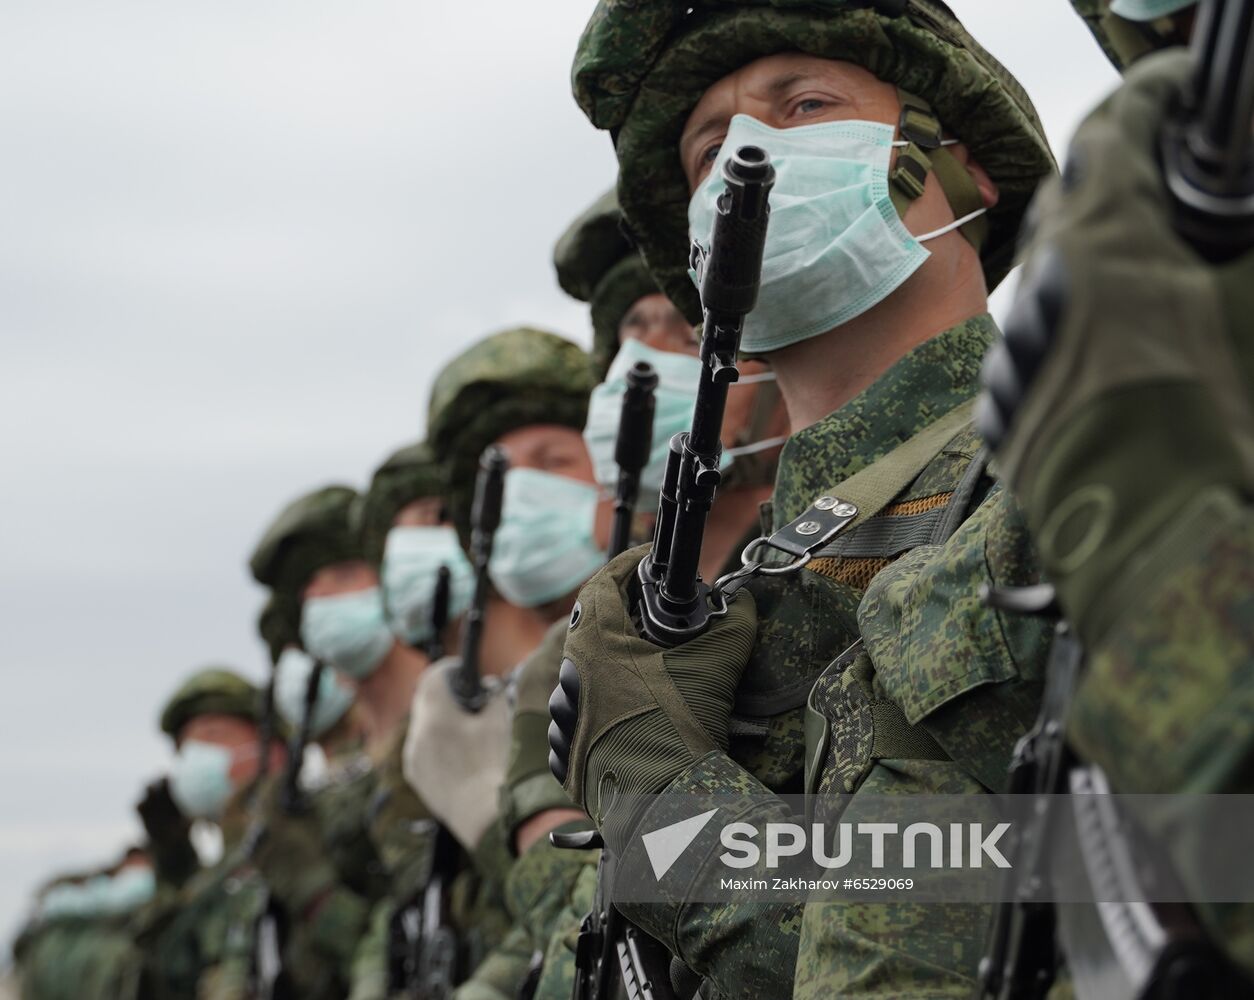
772;314;997;528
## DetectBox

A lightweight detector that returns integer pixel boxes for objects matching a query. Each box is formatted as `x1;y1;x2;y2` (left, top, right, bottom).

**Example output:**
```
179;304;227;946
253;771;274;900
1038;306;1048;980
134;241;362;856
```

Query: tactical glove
136;777;197;887
402;657;512;852
547;545;757;854
977;50;1254;644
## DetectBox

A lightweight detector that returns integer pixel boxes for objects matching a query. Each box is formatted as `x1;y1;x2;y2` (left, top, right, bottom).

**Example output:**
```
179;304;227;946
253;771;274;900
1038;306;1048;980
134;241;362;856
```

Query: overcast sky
0;0;1117;951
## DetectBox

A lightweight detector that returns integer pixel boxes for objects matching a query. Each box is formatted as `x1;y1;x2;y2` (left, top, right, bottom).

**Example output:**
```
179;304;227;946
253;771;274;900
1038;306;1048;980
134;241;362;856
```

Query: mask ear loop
889;88;990;253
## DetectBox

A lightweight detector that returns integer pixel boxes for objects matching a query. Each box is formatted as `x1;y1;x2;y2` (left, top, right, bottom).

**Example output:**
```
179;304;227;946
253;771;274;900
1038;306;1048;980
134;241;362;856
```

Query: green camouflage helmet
554;187;660;379
257;591;301;666
357;440;447;565
572;0;1056;323
427;327;593;544
1070;0;1193;71
159;667;261;740
248;485;365;596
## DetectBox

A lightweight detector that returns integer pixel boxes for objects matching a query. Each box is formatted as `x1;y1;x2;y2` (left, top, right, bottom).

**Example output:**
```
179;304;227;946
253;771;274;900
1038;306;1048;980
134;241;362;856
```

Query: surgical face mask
583;338;781;495
274;648;354;739
489;468;605;607
381;526;475;645
688;114;986;355
1108;0;1193;19
300;587;393;679
168;739;235;820
101;867;156;914
40;883;94;920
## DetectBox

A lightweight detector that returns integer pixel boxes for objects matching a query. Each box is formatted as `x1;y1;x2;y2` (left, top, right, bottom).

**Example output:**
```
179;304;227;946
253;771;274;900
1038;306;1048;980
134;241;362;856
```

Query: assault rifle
425;565;453;660
608;362;659;558
450;445;508;710
636;145;775;647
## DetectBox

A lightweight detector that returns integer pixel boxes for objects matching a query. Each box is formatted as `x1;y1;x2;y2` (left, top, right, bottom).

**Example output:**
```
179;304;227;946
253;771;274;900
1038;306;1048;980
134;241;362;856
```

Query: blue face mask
168;739;236;820
100;867;156;914
300;587;394;679
1108;0;1193;19
273;648;354;738
489;468;605;607
40;882;96;920
381;526;475;645
688;114;985;355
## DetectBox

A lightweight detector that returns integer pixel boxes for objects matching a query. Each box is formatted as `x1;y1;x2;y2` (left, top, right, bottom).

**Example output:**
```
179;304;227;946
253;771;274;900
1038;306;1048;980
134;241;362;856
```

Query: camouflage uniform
978;0;1254;983
553;2;1058;996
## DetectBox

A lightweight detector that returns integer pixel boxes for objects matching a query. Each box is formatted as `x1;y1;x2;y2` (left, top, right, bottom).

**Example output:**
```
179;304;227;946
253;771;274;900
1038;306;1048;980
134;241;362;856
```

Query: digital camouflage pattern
983;51;1254;978
248;484;365;596
571;0;1055;321
553;187;659;379
1068;0;1190;71
357;439;447;565
158;667;261;739
426;328;594;545
589;316;1051;996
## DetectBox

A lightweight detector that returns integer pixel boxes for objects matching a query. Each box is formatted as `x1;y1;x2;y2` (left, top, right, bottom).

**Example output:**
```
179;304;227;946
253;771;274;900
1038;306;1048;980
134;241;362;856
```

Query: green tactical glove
251;785;345;916
978;50;1254;645
547;546;757;854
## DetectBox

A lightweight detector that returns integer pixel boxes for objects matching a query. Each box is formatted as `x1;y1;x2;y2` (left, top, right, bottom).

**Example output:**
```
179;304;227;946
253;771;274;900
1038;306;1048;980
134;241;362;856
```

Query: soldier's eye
700;142;722;167
793;97;826;117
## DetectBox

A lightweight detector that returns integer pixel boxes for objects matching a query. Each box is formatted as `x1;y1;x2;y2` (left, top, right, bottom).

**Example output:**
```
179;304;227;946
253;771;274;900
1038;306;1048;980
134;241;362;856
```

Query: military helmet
554;187;660;379
159;667;260;740
357;440;447;565
1070;0;1194;71
427;327;593;544
248;485;364;597
572;0;1056;323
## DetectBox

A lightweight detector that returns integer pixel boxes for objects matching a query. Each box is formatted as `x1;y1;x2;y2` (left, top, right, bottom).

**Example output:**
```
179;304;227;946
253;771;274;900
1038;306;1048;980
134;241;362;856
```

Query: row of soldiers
12;0;1253;996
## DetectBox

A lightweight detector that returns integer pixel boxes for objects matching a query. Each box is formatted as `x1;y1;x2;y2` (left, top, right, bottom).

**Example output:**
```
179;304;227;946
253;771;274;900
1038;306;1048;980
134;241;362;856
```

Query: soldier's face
494;424;596;484
618;293;697;356
680;53;995;237
302;559;380;600
393;496;446;528
494;423;612;549
178;713;274;786
618;293;779;453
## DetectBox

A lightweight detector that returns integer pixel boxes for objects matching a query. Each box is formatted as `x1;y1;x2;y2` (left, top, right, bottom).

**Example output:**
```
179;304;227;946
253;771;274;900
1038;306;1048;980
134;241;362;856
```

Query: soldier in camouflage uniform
979;0;1254;987
129;668;282;999
547;2;1060;996
508;191;794;999
13;851;154;1000
399;327;609;999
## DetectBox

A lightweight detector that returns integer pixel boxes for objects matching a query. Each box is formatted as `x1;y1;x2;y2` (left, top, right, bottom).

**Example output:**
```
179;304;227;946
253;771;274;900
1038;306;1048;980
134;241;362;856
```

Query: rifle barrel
608;361;659;559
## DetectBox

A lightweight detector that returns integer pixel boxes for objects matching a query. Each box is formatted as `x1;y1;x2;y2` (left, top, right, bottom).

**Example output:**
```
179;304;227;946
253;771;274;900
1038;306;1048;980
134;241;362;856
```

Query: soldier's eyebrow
765;71;811;99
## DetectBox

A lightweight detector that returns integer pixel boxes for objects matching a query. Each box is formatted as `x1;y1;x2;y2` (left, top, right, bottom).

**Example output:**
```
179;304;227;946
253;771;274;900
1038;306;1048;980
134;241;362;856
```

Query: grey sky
0;0;1116;949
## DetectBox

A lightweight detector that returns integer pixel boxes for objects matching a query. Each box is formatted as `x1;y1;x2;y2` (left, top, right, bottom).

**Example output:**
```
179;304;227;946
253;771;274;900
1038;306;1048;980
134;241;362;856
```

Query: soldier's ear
951;144;1000;210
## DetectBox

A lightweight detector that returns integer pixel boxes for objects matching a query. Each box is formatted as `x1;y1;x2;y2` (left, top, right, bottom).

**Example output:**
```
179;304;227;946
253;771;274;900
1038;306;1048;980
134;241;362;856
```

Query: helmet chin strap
889;88;990;253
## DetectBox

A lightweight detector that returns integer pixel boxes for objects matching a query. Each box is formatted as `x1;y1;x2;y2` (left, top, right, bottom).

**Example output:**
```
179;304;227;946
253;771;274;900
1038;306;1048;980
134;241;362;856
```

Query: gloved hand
137;777;198;886
402;657;512;852
547;545;757;853
976;50;1254;644
250;784;342;916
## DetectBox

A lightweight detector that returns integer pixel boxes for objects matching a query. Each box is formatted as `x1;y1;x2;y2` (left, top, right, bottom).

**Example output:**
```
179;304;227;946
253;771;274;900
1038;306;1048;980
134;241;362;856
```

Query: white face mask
688;114;985;355
380;525;475;645
168;740;236;820
583;338;782;495
299;587;394;679
488;468;606;608
273;648;354;738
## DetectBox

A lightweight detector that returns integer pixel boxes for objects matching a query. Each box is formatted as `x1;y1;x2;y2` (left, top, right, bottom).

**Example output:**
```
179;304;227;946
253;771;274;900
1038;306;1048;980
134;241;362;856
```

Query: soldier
399;326;606;999
344;440;497;1000
131;667;282;999
979;0;1254;990
13;851;154;1000
547;2;1057;997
